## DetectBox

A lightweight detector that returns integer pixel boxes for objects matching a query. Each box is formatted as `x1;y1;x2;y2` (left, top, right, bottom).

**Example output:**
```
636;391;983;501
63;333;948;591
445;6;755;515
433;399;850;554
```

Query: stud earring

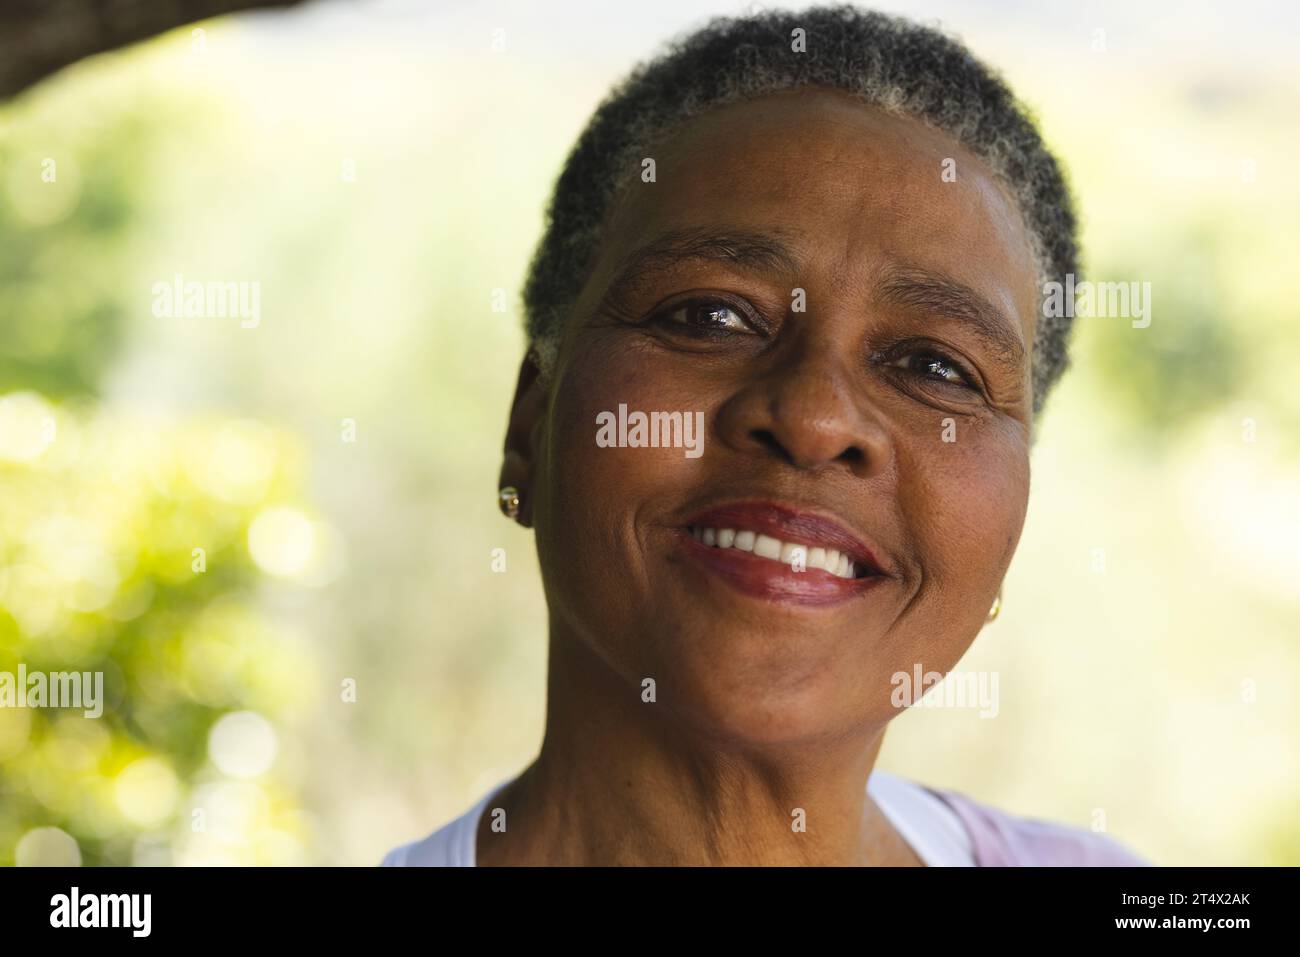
986;588;1002;623
498;486;521;521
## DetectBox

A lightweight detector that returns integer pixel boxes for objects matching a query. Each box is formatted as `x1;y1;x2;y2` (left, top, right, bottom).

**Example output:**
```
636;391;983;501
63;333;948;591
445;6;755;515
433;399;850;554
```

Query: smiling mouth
686;525;869;579
674;501;890;606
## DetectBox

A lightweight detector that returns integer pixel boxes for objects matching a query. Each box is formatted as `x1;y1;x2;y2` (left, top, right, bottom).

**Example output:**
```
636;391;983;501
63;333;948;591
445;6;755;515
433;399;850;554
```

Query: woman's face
510;87;1039;746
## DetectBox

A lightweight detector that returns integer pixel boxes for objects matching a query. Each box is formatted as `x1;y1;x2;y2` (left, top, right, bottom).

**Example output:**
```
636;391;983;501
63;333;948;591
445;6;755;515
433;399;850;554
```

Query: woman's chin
643;640;888;748
667;689;872;750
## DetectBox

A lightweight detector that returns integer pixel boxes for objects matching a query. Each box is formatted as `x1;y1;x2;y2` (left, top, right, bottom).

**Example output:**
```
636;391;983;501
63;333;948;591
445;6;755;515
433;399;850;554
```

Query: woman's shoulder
379;811;469;867
917;780;1152;867
380;778;510;867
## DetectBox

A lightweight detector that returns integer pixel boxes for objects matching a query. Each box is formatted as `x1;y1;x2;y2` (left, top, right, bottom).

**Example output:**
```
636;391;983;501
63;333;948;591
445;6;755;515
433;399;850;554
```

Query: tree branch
1;0;307;99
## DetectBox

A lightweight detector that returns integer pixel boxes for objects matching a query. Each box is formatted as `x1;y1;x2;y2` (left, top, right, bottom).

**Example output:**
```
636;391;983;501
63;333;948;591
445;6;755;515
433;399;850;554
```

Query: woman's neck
474;627;922;867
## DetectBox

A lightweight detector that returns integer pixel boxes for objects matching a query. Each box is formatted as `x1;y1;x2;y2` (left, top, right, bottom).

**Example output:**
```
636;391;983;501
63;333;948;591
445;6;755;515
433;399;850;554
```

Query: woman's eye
654;299;753;334
892;351;974;389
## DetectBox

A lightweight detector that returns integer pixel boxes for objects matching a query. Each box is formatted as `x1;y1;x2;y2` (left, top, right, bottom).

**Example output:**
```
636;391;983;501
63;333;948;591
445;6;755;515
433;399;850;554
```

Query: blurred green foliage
0;395;317;864
0;98;176;397
1083;239;1247;444
0;79;320;863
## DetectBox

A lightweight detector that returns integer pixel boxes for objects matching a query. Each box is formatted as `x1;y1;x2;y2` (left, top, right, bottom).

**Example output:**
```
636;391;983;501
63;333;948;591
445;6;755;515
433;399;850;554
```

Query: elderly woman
385;5;1147;866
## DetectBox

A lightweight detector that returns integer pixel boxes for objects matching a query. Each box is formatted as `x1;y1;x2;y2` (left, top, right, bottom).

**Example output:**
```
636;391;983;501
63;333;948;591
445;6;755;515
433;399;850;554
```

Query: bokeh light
114;757;181;828
15;827;81;867
208;711;278;779
248;507;316;578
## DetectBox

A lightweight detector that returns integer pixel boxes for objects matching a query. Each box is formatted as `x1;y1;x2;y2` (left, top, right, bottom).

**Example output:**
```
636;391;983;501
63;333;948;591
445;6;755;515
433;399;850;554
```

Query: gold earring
986;588;1002;623
498;486;521;521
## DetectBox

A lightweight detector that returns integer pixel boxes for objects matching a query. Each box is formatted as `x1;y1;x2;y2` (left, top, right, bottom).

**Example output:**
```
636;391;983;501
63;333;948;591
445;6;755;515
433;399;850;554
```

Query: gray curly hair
522;4;1079;415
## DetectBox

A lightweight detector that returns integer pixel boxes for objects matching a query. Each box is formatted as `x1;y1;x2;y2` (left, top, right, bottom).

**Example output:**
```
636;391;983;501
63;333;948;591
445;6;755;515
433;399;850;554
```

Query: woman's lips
674;501;891;606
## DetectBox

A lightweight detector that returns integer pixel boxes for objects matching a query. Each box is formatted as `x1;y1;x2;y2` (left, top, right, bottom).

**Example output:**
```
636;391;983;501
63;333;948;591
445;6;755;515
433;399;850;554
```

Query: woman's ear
498;348;547;528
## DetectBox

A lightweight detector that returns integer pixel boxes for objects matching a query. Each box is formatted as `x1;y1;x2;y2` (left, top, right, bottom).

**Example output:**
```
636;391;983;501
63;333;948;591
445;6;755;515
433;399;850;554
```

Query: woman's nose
713;343;891;477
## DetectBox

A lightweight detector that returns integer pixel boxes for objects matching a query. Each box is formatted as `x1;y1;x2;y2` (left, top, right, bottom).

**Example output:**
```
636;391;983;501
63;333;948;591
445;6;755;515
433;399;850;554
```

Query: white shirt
381;769;975;866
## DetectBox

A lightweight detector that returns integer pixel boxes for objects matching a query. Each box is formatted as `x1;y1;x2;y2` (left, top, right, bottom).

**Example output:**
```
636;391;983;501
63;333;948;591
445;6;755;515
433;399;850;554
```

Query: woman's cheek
899;425;1029;601
541;339;706;587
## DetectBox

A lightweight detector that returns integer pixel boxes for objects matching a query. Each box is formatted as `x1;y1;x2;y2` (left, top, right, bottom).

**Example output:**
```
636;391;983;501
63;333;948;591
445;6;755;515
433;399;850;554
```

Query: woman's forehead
592;88;1040;343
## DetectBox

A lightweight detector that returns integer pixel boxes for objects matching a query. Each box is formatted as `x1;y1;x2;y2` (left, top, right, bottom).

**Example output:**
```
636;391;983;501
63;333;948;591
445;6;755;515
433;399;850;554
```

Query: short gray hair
522;4;1080;414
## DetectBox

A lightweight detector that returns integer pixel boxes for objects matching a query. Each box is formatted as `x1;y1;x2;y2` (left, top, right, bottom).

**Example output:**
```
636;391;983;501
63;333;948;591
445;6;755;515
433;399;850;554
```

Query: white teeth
753;534;782;559
690;526;861;579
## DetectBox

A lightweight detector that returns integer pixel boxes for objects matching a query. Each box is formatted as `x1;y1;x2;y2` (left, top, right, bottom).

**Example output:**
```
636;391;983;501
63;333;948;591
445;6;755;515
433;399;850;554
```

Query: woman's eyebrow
600;226;803;301
598;231;1027;369
877;266;1027;370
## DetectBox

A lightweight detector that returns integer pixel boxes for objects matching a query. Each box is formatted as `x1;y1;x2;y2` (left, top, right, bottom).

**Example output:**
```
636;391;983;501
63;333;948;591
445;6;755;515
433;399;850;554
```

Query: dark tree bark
1;0;307;99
